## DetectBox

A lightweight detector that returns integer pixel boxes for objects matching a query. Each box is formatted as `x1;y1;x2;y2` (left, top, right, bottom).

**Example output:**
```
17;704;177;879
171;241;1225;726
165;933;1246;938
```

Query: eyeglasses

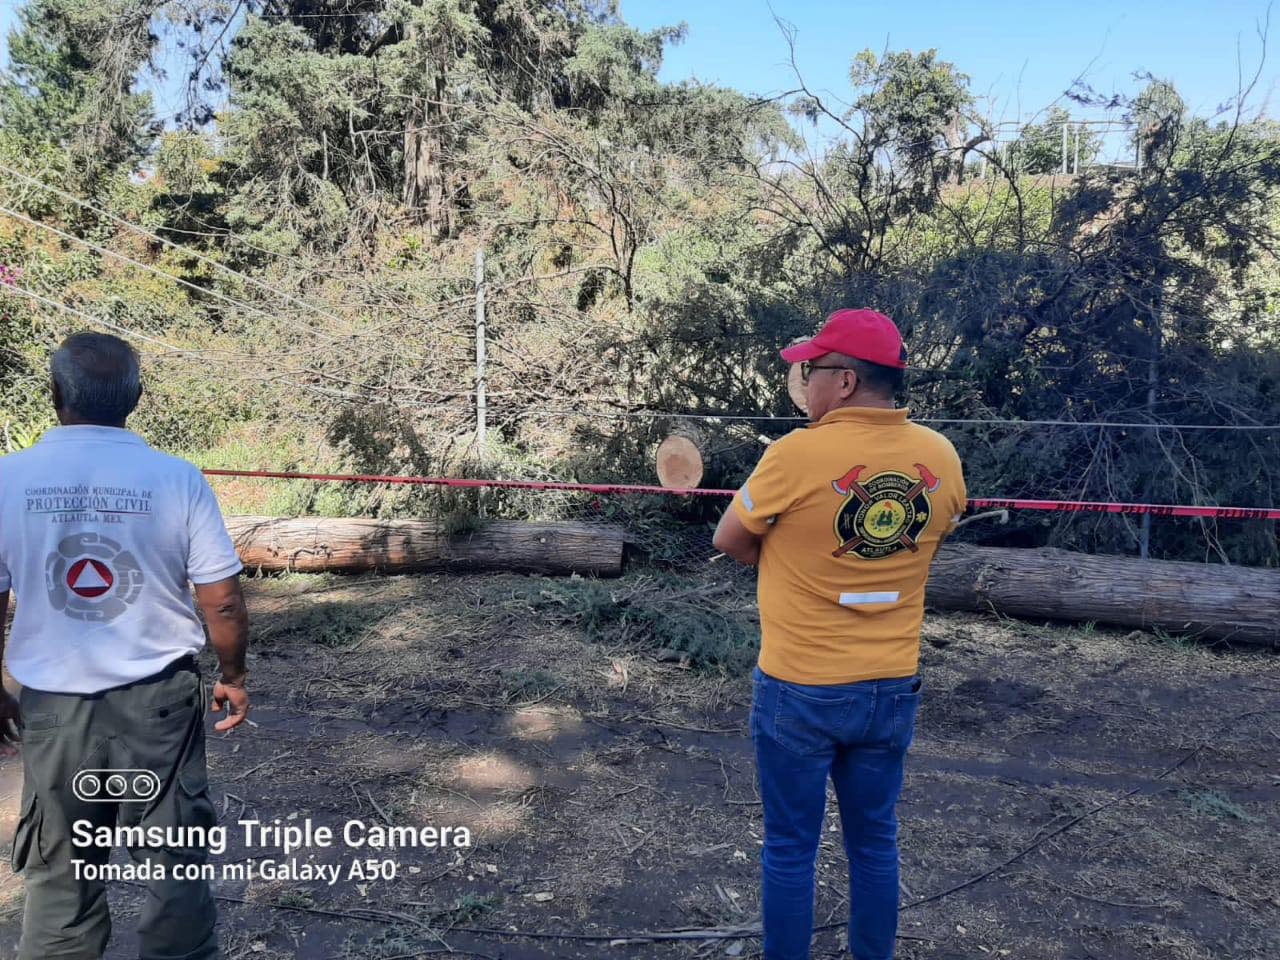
799;362;853;383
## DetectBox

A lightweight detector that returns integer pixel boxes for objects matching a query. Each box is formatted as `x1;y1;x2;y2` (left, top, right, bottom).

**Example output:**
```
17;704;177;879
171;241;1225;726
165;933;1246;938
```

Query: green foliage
849;47;971;182
2;418;45;452
0;4;1276;571
523;575;758;669
501;668;560;702
1129;77;1187;168
1181;789;1259;823
0;0;158;178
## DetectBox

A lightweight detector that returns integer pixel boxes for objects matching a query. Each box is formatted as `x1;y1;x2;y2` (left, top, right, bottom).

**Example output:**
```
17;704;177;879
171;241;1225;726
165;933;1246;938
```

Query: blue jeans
750;665;921;960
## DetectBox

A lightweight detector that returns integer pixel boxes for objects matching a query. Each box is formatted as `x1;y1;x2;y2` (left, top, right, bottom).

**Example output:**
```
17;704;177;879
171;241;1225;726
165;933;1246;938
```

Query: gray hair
828;352;905;399
50;332;143;423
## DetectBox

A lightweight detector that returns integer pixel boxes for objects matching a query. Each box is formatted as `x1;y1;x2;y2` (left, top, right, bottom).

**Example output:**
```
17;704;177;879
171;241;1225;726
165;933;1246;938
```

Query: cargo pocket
176;757;216;835
19;710;60;737
11;788;45;872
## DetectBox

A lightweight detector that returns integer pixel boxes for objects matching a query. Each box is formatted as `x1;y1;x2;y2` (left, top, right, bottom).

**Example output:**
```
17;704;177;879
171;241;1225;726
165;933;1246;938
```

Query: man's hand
211;678;250;732
0;689;21;751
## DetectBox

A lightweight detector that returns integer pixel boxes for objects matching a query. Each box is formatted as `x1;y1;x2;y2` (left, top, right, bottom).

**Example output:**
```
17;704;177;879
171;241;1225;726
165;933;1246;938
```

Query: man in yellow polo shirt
713;308;965;960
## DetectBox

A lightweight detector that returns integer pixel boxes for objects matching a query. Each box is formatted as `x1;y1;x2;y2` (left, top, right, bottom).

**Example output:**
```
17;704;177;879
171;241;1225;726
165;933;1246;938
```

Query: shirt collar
37;425;150;446
807;406;911;429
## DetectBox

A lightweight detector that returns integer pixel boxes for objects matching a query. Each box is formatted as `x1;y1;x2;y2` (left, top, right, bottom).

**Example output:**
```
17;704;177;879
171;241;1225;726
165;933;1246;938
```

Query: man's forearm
712;508;764;567
206;597;249;683
721;539;761;566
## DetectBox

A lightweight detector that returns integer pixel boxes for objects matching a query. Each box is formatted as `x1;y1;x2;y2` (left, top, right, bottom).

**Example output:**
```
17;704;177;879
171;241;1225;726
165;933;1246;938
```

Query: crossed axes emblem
830;463;941;558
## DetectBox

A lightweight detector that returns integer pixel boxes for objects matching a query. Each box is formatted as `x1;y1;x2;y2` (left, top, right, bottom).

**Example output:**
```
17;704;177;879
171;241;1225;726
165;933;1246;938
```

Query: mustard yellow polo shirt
732;406;966;684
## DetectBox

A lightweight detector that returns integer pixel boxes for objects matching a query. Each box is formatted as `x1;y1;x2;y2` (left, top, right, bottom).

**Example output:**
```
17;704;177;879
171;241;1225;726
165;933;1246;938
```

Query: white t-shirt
0;425;243;694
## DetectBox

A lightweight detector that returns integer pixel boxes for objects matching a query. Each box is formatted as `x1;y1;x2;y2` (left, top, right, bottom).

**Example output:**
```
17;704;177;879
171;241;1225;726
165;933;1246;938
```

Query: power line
0;212;462;400
489;405;1280;432
0;162;352;326
0;201;337;345
0;175;467;373
4;283;213;360
0;161;443;365
918;416;1280;432
0;282;470;409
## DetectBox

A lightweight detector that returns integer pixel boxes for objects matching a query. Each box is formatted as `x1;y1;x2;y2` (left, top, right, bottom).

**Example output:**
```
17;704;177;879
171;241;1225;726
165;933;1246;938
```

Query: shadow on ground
1;570;1277;959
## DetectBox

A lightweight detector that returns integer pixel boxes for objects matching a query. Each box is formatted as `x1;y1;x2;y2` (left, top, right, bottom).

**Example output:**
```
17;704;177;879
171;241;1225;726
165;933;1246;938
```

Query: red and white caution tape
202;469;1280;520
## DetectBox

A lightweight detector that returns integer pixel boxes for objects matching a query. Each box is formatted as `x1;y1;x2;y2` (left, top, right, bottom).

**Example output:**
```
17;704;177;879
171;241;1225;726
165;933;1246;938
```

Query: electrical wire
0;161;445;366
0;282;473;409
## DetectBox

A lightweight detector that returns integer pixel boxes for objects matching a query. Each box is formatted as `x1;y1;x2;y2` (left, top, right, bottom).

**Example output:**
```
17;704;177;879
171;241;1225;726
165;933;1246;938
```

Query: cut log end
787;362;809;414
656;434;706;489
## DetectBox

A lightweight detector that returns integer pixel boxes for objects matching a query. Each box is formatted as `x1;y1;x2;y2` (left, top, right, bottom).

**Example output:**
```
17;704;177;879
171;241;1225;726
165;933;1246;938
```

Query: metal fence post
475;246;487;458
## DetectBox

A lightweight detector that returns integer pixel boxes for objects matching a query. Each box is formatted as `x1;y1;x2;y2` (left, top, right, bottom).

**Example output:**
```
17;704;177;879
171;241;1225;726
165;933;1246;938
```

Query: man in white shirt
0;332;250;960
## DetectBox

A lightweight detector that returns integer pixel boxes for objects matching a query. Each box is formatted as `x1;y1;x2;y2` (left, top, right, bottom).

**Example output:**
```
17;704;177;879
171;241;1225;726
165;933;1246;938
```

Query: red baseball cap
780;308;906;369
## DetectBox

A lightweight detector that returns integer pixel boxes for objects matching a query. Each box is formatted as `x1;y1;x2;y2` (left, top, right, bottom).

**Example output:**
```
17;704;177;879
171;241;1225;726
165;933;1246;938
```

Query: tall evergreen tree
0;0;160;176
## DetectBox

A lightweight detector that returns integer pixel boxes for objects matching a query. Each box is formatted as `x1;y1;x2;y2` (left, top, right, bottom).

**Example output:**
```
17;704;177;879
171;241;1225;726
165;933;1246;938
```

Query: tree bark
403;81;448;235
927;543;1279;647
402;8;450;238
226;517;625;577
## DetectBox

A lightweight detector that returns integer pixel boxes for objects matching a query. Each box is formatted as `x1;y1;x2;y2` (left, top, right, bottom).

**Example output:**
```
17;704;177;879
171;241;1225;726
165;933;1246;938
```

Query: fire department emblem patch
830;464;941;560
45;533;144;623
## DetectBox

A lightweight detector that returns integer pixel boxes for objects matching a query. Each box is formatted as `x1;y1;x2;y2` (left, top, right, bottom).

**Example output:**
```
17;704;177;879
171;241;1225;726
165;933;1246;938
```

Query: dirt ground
1;569;1277;960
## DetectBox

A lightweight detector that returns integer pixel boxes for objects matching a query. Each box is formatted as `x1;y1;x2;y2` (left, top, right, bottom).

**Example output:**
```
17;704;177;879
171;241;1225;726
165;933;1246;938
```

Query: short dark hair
50;332;142;423
833;352;905;398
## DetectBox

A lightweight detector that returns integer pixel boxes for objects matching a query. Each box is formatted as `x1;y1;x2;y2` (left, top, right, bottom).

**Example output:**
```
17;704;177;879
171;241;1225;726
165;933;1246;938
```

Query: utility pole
1061;121;1068;174
475;246;487;459
1073;124;1081;174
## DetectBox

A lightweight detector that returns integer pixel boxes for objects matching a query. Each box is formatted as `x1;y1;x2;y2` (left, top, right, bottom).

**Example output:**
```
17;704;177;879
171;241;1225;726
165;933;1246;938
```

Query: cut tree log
656;423;709;488
225;516;626;577
927;543;1279;647
786;362;809;414
222;517;1277;645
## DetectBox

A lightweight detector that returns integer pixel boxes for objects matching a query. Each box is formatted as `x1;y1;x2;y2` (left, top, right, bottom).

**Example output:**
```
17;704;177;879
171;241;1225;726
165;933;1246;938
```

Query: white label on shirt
839;591;901;606
741;481;755;512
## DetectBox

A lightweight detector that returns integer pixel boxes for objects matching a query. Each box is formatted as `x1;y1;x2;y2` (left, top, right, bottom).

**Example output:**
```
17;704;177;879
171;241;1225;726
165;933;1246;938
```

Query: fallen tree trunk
927;543;1279;647
223;518;1276;644
225;516;626;577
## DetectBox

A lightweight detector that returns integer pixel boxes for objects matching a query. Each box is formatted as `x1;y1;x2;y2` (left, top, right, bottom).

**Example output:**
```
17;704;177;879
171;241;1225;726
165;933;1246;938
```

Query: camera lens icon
74;769;160;804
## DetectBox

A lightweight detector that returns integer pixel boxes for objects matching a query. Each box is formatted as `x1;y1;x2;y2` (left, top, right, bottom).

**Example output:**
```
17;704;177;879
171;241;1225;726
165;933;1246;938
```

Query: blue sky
1;0;1276;154
621;0;1278;155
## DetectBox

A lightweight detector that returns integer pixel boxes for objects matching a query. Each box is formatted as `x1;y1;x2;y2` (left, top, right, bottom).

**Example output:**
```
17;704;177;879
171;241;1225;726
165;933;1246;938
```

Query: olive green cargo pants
12;655;219;960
